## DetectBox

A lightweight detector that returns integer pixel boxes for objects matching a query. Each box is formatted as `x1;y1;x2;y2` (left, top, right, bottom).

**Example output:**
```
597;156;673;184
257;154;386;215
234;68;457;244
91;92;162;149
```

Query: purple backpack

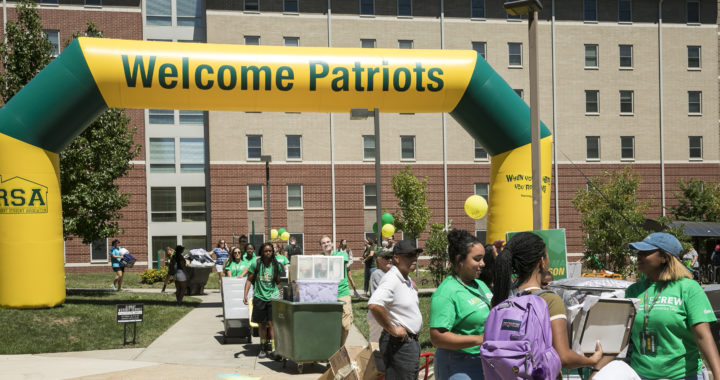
480;291;561;380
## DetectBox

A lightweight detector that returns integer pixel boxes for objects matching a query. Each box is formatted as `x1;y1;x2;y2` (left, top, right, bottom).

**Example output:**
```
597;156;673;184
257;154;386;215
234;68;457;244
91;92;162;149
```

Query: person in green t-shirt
595;232;720;380
243;242;282;360
430;229;493;380
321;235;354;346
224;247;246;277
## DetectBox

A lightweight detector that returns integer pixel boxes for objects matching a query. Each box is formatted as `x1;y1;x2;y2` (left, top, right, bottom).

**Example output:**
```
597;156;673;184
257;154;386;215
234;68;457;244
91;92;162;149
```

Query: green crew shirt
275;254;289;266
226;261;246;277
248;259;280;301
429;276;493;354
333;250;350;298
240;253;256;271
625;278;716;380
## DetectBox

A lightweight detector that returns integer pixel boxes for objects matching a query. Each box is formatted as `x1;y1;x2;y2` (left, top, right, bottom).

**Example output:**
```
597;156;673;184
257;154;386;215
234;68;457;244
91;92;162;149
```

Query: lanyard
454;276;491;307
642;282;667;331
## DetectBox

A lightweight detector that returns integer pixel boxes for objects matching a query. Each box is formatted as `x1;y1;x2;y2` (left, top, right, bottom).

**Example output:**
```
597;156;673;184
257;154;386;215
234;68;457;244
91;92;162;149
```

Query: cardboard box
328;343;384;380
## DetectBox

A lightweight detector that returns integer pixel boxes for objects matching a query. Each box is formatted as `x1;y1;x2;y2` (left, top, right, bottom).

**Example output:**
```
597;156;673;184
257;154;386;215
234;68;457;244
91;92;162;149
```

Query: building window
289;233;304;251
474;141;488;161
475;183;489;202
360;0;374;15
245;36;260;45
584;0;597;21
248;185;264;209
244;0;259;11
401;136;415;160
40;0;59;4
179;110;203;124
585;90;599;114
149;109;174;124
689;136;702;159
398;0;411;16
180;138;204;173
177;0;203;27
149;138;175;173
91;239;108;261
286;135;302;160
151;236;176;268
287;184;303;208
43;30;60;56
508;43;522;67
621;136;634;160
586;136;600;160
398;40;413;49
584;44;598;68
687;46;701;69
514;89;524;99
151;187;177;222
472;41;486;60
181;187;206;221
471;0;485;18
284;0;298;13
284;37;299;47
85;0;102;6
363;135;375;160
247;135;262;159
147;0;172;26
182;235;207;250
618;0;631;22
619;45;633;68
364;184;377;208
619;90;633;114
361;39;376;48
688;91;702;114
475;230;487;242
686;0;699;23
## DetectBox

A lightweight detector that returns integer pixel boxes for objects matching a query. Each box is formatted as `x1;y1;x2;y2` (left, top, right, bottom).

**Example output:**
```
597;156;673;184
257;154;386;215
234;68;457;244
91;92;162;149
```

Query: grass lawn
351;293;434;354
65;271;220;290
0;290;199;354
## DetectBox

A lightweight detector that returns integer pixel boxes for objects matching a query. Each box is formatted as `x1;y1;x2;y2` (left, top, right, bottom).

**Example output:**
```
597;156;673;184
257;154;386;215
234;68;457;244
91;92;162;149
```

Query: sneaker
258;349;267;359
111;284;116;291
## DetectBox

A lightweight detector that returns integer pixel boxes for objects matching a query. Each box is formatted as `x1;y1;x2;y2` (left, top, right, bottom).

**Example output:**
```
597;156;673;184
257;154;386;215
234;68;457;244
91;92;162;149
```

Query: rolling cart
221;277;252;343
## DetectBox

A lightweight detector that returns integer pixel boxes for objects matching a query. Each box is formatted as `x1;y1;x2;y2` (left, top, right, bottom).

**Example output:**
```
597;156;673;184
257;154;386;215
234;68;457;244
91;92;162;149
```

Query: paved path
2;289;369;380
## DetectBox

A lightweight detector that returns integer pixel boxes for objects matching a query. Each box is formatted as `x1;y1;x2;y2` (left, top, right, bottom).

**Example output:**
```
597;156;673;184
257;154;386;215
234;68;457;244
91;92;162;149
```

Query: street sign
117;304;143;323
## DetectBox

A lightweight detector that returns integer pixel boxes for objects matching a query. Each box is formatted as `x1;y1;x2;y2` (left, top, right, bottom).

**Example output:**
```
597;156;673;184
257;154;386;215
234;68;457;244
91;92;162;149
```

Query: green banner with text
506;229;568;280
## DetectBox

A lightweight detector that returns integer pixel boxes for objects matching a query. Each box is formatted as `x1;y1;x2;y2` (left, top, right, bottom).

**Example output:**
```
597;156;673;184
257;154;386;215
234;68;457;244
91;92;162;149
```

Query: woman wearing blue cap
621;232;720;380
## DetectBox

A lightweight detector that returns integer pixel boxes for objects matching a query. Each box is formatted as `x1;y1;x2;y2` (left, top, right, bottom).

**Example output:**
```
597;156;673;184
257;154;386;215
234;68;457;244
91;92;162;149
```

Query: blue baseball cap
629;232;683;257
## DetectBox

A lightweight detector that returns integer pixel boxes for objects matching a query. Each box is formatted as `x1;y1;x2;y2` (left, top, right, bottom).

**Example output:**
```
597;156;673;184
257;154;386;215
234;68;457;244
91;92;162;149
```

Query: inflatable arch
0;38;552;308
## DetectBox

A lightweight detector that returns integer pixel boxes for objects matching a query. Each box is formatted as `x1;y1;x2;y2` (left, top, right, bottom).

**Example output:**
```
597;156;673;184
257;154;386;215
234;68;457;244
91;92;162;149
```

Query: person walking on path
211;239;229;289
363;238;377;294
172;245;189;305
368;239;423;380
243;242;282;359
320;235;354;346
110;239;125;291
161;246;174;293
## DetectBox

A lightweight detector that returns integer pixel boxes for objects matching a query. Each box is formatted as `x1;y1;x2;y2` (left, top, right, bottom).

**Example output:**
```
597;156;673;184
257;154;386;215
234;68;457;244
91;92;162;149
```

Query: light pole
260;155;272;240
351;108;381;241
505;0;543;230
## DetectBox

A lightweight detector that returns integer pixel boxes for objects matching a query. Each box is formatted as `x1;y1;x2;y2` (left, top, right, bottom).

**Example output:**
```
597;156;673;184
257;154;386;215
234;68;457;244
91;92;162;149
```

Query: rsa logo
0;176;48;214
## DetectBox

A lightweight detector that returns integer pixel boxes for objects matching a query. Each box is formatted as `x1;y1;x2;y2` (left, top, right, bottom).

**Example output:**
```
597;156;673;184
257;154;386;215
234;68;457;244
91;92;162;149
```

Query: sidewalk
1;289;369;380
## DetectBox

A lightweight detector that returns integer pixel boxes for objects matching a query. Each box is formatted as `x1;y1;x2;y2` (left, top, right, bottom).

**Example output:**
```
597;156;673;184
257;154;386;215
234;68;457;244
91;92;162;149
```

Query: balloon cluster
270;228;291;241
373;213;396;238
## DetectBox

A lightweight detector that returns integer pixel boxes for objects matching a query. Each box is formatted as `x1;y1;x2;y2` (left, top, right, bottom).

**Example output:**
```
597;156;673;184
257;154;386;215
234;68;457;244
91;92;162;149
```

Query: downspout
658;0;666;216
551;0;559;228
441;0;448;229
328;0;337;243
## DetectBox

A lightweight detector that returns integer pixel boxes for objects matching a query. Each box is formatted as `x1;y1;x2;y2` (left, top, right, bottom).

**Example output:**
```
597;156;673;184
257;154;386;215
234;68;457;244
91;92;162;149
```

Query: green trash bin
272;299;343;370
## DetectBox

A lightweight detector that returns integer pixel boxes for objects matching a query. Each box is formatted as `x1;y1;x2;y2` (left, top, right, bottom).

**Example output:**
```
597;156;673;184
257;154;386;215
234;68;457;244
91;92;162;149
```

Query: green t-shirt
248;259;280;301
333;251;350;298
625;278;716;379
275;254;289;266
429;276;493;355
240;253;256;270
226;261;246;277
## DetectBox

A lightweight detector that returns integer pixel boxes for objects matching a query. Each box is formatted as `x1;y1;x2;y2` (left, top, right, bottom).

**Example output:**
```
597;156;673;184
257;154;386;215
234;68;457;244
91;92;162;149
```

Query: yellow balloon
270;229;278;239
381;224;395;238
465;195;488;219
281;231;290;241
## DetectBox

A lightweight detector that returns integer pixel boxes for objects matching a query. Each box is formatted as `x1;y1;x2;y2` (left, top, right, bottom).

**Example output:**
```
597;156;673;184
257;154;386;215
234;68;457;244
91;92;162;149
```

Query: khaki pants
339;295;353;346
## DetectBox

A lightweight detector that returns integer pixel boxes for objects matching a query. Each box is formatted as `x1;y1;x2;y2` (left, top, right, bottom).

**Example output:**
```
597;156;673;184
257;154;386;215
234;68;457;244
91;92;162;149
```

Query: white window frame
244;35;260;45
586;136;600;161
687;45;701;70
619;90;634;115
688;91;702;115
43;30;60;57
361;39;376;48
398;40;414;49
472;41;486;60
689;136;703;160
363;135;376;161
284;36;299;47
247;184;264;210
474;183;489;202
508;43;522;68
179;137;205;173
584;44;598;69
474;140;489;161
400;136;416;161
618;0;632;23
181;187;206;222
585;90;599;114
619;44;633;69
286;135;302;160
364;184;377;209
149;137;176;173
287;184;303;209
247;135;262;160
620;136;635;161
151;186;177;222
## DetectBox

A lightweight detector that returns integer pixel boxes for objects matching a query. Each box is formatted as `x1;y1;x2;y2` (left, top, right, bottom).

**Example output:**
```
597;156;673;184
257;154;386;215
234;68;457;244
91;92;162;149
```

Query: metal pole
373;108;382;241
529;10;542;230
3;0;6;44
265;161;271;241
441;0;449;229
658;0;666;217
328;0;337;243
551;0;559;229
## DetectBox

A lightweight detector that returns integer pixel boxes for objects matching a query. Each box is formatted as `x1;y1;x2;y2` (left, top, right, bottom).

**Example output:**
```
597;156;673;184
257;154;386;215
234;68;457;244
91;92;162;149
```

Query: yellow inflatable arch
0;38;551;308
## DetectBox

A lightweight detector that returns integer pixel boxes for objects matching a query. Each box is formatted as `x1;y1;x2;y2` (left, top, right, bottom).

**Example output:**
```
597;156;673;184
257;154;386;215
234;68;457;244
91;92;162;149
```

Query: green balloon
278;228;286;236
373;222;377;234
381;213;394;226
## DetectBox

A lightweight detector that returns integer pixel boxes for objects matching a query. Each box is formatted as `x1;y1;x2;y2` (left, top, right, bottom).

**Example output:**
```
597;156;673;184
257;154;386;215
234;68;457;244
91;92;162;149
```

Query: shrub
140;267;168;284
426;221;451;287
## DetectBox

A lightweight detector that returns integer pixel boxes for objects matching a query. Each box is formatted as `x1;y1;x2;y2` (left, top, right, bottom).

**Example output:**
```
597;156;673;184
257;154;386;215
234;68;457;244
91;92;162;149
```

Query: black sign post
117;304;143;345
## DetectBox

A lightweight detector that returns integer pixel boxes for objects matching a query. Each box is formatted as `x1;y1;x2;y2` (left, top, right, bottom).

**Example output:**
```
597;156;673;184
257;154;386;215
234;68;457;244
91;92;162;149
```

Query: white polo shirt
368;266;422;335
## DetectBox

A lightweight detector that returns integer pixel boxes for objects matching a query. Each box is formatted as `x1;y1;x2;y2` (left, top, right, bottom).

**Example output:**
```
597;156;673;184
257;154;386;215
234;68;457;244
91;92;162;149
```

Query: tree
0;0;53;103
572;167;649;276
390;165;432;240
59;22;140;243
670;179;720;222
426;221;451;286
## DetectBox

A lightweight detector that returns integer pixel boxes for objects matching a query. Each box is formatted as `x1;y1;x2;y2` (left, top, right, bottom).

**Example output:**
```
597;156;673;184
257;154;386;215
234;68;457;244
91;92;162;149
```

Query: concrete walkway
1;289;369;380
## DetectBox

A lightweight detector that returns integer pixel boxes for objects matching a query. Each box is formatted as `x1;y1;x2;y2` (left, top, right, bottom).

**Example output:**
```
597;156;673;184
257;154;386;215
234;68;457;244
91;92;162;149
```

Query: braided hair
491;232;547;307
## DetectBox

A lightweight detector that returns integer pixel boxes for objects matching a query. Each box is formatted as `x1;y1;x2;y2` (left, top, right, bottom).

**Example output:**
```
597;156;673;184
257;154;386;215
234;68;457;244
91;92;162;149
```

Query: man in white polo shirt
368;240;422;380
